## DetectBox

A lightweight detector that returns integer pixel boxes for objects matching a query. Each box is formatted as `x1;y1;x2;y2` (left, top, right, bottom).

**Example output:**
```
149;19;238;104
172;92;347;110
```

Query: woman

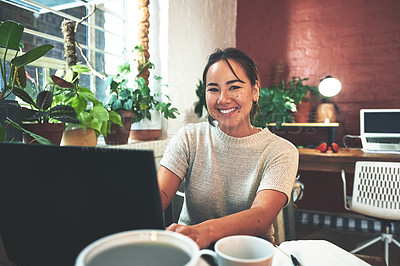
158;48;298;249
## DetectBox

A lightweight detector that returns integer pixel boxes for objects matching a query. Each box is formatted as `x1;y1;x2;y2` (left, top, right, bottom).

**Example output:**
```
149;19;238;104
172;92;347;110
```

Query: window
0;0;138;102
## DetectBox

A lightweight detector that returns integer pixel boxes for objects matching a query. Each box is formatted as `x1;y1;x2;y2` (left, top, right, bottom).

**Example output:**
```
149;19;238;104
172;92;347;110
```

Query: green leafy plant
286;77;320;105
0;20;54;101
252;77;319;130
252;85;296;130
19;75;79;124
103;45;179;122
52;65;122;137
194;79;206;118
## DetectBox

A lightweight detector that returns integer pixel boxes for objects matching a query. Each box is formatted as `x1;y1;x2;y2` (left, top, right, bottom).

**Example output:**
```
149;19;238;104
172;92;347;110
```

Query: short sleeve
257;140;299;205
160;127;190;180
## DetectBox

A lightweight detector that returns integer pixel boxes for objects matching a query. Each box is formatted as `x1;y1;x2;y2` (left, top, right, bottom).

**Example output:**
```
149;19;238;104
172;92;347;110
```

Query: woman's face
205;59;259;137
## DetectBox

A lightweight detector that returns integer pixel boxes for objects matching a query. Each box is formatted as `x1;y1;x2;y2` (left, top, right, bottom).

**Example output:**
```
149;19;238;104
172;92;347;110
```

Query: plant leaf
21;107;39;121
11;44;54;68
51;75;74;88
49;105;79;124
5;117;53;145
0;20;24;50
36;91;53;110
12;87;36;106
109;110;122;126
90;105;109;121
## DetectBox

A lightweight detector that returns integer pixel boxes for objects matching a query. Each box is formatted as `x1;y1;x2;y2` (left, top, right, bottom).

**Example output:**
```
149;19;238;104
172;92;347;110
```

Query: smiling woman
157;47;299;249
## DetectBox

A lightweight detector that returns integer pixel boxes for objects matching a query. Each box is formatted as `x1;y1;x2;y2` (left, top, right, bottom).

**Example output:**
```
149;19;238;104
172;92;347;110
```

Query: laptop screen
361;109;400;134
364;111;400;133
0;143;164;266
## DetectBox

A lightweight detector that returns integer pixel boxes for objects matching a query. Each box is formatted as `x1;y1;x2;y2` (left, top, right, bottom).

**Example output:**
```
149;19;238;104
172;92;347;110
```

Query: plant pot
60;127;98;147
130;110;162;141
104;110;134;145
0;100;22;142
22;123;65;145
293;102;312;123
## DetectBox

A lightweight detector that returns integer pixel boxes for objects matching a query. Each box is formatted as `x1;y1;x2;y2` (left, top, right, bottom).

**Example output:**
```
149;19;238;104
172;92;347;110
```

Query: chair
341;161;400;266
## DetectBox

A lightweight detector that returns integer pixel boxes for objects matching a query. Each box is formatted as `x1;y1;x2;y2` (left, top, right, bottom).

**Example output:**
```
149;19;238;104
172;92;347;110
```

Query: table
296;148;400;212
298;148;400;173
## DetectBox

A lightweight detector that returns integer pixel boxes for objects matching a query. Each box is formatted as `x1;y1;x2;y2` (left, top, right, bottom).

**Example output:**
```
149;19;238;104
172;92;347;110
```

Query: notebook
360;109;400;153
0;143;164;266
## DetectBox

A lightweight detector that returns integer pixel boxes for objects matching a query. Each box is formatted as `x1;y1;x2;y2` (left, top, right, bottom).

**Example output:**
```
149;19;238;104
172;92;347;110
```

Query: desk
297;148;400;212
299;148;400;173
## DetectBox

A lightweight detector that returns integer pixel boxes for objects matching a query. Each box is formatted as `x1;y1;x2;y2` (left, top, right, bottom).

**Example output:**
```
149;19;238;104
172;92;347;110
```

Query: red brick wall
237;0;400;145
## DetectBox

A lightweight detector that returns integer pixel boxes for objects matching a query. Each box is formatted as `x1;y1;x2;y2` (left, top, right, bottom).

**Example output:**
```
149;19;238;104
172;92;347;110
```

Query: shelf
267;122;339;128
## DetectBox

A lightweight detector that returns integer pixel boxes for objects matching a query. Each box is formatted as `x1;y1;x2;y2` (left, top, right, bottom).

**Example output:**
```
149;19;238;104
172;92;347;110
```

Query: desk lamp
316;76;342;123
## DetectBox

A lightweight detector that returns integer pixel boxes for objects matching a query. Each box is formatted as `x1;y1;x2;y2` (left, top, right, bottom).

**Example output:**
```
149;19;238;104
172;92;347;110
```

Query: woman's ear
253;80;260;103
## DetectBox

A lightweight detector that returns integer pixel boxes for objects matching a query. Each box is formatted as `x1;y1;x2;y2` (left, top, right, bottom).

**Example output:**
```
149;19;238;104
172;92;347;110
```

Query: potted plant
0;20;53;141
252;84;296;130
18;75;79;145
52;65;122;146
102;62;135;145
285;77;320;123
105;45;179;142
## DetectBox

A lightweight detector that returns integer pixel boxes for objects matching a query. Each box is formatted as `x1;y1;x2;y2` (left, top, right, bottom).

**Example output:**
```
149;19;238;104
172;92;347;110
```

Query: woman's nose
217;90;231;104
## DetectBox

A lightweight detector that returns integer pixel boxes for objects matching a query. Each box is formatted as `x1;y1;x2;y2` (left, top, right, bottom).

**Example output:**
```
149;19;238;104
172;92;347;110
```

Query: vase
23;123;65;145
60;127;97;147
293;102;311;123
130;110;162;141
104;110;134;145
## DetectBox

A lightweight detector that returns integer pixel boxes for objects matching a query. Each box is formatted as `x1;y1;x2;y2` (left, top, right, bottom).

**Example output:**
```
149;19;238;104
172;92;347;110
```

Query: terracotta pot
22;123;65;145
129;129;162;141
293;102;311;123
104;110;134;145
60;127;97;147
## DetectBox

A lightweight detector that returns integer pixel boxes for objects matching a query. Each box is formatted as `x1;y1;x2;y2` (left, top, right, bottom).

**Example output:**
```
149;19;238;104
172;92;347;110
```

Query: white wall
164;0;237;137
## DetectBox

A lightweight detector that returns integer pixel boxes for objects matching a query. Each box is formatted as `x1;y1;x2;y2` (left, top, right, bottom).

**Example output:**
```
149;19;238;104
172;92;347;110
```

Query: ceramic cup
206;235;275;266
75;229;210;266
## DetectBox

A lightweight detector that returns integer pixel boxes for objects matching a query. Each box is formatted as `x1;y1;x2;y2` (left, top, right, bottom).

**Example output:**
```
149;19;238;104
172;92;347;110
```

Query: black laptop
0;143;164;266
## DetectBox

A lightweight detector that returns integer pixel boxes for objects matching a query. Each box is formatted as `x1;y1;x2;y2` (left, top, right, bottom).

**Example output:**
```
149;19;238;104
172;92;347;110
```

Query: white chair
341;161;400;266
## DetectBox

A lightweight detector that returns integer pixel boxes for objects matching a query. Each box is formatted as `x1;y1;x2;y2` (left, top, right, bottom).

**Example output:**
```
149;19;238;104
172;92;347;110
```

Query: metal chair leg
351;236;381;253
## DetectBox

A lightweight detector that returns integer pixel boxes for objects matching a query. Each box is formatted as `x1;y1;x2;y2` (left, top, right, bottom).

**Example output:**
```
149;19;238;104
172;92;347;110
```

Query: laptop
360;109;400;153
0;143;164;266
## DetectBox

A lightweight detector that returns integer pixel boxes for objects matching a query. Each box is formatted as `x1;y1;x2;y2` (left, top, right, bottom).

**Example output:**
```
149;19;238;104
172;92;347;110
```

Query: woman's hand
166;223;211;249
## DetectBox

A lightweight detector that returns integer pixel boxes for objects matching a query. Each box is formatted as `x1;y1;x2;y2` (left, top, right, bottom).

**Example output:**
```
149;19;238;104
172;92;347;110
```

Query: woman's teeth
220;108;236;114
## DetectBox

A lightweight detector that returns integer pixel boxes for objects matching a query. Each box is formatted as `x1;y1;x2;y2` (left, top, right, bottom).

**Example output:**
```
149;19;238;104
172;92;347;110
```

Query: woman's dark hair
202;48;260;125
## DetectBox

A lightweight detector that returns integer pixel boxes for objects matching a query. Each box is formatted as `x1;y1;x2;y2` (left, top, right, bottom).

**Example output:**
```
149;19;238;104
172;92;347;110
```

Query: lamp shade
318;77;342;97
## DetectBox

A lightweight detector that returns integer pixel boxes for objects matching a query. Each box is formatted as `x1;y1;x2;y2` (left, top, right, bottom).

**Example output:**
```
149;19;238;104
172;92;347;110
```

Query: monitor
0;143;164;266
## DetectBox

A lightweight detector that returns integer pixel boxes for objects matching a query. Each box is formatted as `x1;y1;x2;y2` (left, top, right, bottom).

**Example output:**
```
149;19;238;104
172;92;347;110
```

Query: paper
272;240;370;266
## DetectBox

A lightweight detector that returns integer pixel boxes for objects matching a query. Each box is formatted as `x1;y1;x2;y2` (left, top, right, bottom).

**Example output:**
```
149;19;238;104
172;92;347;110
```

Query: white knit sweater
160;122;299;239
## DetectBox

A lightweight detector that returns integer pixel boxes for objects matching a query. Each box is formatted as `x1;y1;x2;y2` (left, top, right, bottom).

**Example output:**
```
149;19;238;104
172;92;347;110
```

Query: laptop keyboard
366;137;400;144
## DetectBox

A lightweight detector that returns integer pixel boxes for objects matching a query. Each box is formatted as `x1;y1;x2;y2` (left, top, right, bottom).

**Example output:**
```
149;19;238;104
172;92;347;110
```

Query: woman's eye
230;86;240;90
207;88;218;92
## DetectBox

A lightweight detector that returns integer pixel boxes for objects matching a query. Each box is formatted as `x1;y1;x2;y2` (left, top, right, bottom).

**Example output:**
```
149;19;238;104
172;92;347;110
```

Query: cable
342;134;361;148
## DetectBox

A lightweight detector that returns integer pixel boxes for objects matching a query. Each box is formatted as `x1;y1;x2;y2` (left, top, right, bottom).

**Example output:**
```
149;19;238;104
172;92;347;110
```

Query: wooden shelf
267;122;339;128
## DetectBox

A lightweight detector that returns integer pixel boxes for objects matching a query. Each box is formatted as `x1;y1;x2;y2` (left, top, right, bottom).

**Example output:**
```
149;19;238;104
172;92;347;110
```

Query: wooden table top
298;148;400;173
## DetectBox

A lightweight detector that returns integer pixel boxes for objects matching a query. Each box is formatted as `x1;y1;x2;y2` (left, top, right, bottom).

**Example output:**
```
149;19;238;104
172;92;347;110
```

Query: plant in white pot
51;65;122;146
105;46;179;141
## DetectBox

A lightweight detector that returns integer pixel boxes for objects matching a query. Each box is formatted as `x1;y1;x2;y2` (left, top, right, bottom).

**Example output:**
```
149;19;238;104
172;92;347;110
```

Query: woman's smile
219;107;238;114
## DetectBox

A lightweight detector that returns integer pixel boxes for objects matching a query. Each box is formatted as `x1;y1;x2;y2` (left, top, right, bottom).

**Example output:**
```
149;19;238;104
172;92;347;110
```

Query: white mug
75;229;211;266
205;235;275;266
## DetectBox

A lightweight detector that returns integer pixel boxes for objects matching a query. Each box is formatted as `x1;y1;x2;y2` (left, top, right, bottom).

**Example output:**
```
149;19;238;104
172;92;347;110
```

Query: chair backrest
351;161;400;220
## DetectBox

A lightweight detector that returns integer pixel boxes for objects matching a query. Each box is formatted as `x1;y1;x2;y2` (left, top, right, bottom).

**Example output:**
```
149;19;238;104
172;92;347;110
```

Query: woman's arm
166;189;287;249
157;166;182;211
